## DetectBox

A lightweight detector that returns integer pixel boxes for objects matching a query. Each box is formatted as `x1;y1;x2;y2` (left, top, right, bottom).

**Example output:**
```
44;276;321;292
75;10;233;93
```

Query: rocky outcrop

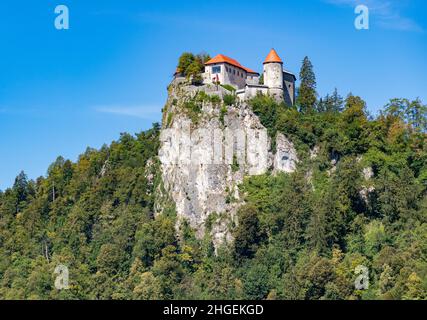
273;133;298;173
360;166;375;204
157;80;298;244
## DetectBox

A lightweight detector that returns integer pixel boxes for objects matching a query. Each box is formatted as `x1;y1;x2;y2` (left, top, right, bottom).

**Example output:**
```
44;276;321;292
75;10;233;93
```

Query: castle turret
263;48;284;90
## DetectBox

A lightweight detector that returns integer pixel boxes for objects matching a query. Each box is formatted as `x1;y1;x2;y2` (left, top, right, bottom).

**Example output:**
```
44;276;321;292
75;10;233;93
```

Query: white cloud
326;0;423;32
95;105;162;120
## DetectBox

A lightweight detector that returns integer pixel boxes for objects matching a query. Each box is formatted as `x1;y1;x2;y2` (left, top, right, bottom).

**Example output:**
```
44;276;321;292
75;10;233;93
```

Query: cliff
157;78;298;247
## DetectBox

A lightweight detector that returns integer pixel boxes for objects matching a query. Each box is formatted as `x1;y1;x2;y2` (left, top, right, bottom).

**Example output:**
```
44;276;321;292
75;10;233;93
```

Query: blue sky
0;0;426;190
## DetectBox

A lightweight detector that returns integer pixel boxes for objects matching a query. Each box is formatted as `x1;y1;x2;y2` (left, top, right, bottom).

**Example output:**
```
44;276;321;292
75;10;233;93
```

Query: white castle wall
204;64;247;89
263;62;284;89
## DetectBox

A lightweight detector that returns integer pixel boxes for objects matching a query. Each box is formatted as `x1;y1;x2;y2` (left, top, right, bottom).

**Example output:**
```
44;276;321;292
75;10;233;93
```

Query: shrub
209;94;221;105
166;112;174;127
184;100;202;124
231;154;240;172
223;94;237;106
220;105;227;126
248;93;286;140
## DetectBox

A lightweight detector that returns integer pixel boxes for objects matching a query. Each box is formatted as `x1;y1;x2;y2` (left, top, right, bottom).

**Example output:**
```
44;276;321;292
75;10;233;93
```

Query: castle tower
263;48;284;90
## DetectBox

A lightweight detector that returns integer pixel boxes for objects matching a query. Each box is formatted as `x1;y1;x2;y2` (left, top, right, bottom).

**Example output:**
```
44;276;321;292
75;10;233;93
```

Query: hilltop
0;53;426;300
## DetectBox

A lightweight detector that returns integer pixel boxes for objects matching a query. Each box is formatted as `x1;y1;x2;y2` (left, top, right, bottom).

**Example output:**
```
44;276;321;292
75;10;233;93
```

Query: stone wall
236;84;269;101
283;71;296;106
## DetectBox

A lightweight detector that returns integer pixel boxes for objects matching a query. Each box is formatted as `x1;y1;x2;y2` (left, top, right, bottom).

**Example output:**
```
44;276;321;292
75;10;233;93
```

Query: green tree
177;52;195;76
297;56;317;114
233;205;263;259
242;264;270;300
133;272;162;300
177;52;211;84
318;88;344;113
341;95;369;154
385;98;427;133
403;272;426;300
12;171;30;213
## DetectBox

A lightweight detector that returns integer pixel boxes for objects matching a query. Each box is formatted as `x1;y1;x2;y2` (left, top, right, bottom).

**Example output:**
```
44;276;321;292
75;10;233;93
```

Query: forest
0;55;426;300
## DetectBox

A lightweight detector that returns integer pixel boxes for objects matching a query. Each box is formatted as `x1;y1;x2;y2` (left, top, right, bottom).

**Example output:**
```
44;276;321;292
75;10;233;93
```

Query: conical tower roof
263;48;283;64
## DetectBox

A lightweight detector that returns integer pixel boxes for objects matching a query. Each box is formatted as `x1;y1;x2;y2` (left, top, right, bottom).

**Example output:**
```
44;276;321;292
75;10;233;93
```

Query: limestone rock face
157;80;298;244
273;133;298;173
362;167;374;180
360;165;375;204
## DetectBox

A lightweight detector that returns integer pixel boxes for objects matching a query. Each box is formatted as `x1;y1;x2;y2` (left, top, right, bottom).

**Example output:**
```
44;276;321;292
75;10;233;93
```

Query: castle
203;49;296;106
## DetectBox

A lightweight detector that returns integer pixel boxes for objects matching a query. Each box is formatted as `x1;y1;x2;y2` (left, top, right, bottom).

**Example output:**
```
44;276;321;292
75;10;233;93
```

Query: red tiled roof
205;54;259;74
264;48;283;64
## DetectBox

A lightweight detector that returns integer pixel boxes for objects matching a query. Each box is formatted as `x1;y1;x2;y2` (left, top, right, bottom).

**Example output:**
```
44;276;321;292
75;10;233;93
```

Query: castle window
212;66;221;74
